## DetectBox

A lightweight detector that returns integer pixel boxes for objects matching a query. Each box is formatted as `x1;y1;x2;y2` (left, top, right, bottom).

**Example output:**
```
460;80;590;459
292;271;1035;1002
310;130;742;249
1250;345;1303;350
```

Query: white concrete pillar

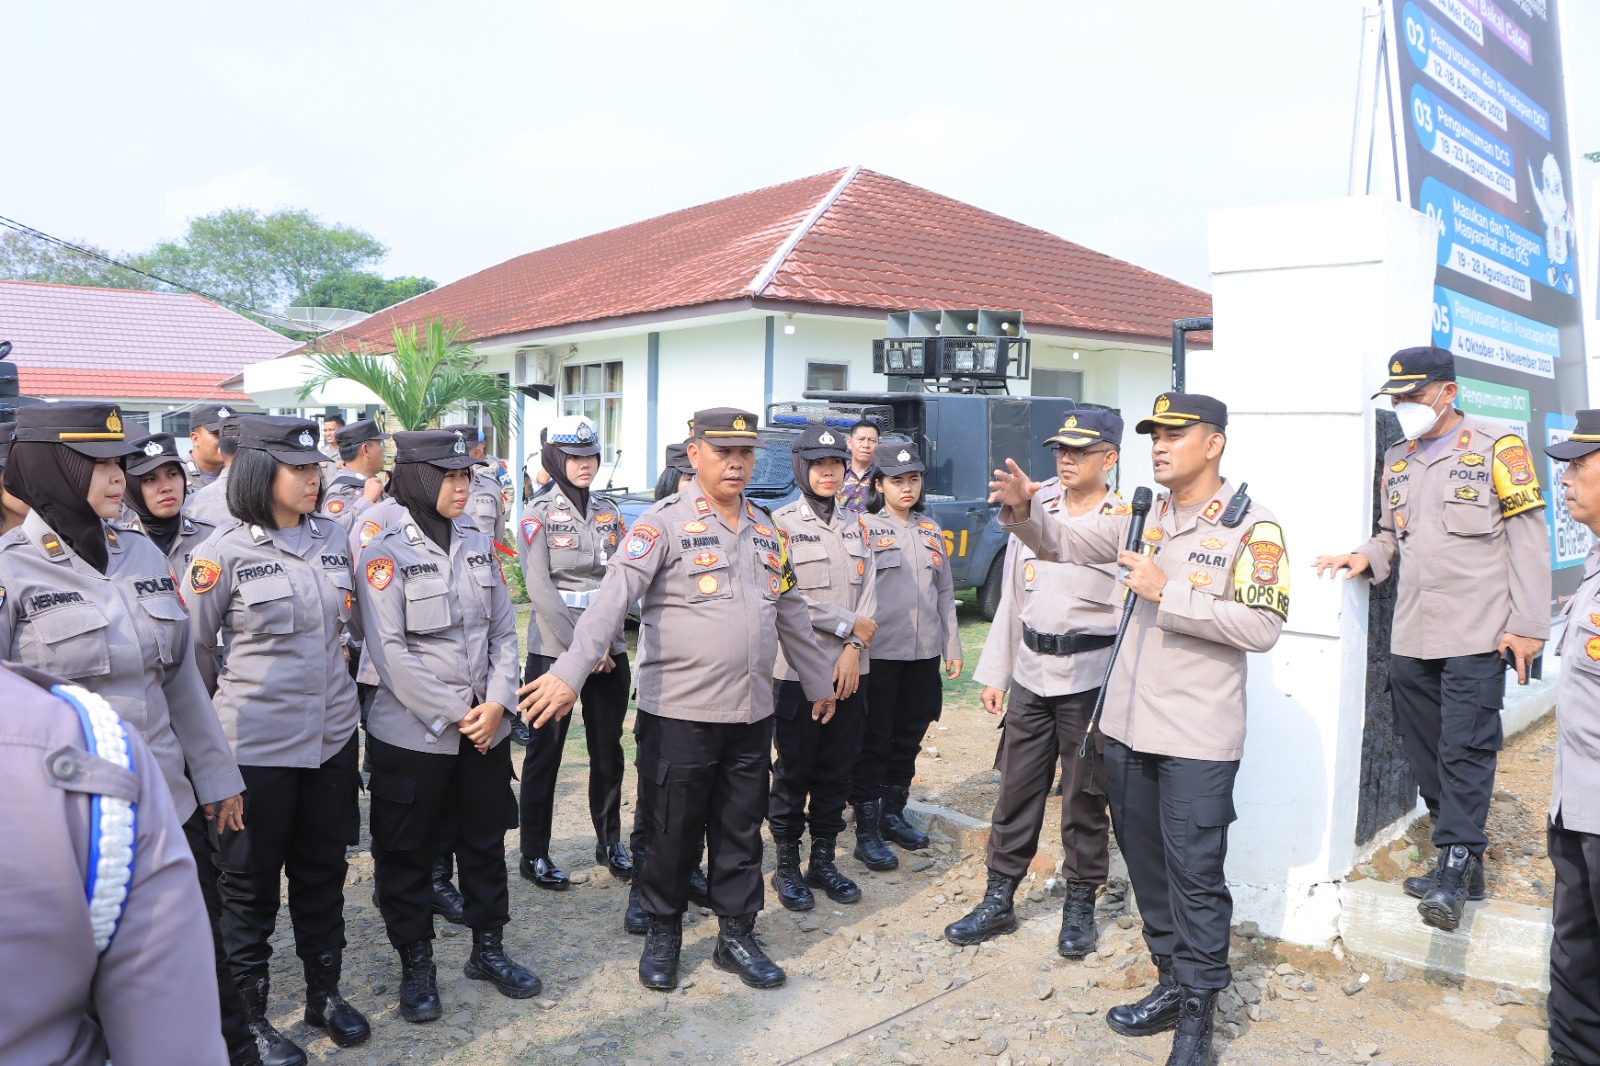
1191;197;1437;946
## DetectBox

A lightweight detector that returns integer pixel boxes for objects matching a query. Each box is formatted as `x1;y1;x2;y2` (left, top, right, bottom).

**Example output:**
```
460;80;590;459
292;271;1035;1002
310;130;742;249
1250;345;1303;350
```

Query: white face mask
1394;390;1447;439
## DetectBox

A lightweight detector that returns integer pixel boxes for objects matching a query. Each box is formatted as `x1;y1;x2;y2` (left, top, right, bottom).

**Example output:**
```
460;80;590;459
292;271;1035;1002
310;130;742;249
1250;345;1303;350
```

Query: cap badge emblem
1065;415;1078;428
105;410;122;433
297;430;314;448
218;406;233;417
818;431;835;446
576;422;595;443
732;416;748;431
1390;360;1403;374
143;440;164;456
1154;395;1171;415
453;433;466;455
897;449;910;463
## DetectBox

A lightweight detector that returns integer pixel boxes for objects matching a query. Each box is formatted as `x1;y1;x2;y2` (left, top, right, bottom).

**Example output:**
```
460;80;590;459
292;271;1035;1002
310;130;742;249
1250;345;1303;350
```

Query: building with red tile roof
0;279;297;436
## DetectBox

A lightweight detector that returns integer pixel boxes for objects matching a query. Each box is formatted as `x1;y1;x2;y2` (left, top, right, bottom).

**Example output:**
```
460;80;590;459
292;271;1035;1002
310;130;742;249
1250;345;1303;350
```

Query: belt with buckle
1021;625;1114;657
559;588;600;609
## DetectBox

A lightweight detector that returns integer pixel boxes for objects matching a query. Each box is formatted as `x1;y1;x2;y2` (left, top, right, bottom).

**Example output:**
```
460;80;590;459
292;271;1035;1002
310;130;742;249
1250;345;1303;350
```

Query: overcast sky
6;1;1597;295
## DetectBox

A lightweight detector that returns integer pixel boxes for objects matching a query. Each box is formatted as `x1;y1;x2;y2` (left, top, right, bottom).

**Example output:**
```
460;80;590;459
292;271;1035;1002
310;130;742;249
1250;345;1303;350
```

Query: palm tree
297;316;512;435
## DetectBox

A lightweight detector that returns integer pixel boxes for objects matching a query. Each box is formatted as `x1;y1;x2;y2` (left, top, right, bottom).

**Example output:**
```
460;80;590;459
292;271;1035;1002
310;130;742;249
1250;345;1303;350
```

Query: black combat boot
465;928;542;998
1419;844;1481;931
1107;954;1183;1037
302;950;370;1047
431;854;468;921
236;973;308;1066
1550;1054;1579;1065
1057;881;1099;959
805;836;862;904
624;879;648;934
771;835;815;911
639;913;683;991
1403;850;1486;901
712;914;786;989
880;785;930;850
688;866;711;908
943;869;1019;945
851;799;899;871
1164;987;1219;1066
508;715;532;745
397;941;442;1023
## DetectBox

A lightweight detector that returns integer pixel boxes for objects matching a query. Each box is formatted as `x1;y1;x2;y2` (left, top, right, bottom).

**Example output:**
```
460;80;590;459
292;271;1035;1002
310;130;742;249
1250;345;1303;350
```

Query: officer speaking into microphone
519;407;836;993
990;392;1289;1066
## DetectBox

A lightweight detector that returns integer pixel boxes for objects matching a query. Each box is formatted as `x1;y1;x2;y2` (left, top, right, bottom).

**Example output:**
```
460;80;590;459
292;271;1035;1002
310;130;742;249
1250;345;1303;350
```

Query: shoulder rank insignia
1202;499;1223;523
1455;428;1473;450
41;533;66;559
1233;521;1289;621
1491;435;1545;518
404;523;423;544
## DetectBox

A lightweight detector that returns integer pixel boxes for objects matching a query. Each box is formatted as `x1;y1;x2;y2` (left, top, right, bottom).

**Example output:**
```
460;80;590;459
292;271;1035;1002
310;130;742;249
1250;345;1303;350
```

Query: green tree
0;230;159;290
298;317;512;436
305;271;437;313
143;208;386;316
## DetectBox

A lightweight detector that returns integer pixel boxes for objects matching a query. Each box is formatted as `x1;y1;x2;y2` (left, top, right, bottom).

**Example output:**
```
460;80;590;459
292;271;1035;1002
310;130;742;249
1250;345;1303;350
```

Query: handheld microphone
1116;486;1155;581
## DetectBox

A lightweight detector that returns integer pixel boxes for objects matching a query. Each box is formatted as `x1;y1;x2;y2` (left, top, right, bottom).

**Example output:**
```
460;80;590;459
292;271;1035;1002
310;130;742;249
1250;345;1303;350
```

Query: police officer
992;392;1290;1066
516;414;632;886
443;423;506;543
320;413;344;464
322;418;389;529
1540;413;1600;1066
357;429;538;1021
0;438;26;532
850;442;963;870
651;440;695;500
1314;346;1550;932
185;416;370;1058
189;415;244;524
520;407;836;993
187;402;237;492
0;662;231;1066
768;425;878;912
0;401;255;1065
124;432;219;570
948;408;1124;956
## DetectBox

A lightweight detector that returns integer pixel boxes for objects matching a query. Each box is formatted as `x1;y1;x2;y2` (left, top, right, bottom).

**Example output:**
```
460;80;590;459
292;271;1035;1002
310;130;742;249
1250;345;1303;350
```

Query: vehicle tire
977;553;1005;622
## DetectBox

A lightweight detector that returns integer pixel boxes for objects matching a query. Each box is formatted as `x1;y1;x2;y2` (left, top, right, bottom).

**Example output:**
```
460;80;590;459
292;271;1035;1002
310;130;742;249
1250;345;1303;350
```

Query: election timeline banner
1383;0;1593;603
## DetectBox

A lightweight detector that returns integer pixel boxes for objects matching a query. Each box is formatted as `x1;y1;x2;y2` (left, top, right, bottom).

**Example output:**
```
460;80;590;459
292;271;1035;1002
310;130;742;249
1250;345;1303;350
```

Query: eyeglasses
1054;445;1113;461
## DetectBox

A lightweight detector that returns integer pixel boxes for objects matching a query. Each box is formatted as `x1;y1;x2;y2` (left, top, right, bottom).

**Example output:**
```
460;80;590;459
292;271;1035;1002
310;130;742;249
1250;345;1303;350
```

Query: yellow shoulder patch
777;535;796;594
1233;521;1290;621
1490;434;1545;519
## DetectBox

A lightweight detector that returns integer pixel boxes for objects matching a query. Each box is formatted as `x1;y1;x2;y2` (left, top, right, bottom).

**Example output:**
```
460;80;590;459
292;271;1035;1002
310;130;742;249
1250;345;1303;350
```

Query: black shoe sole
943;916;1017;946
774;891;816;912
885;834;930;851
1057;936;1097;960
1105;1012;1180;1038
399;1002;442;1023
639;969;679;992
1418;899;1465;931
519;872;570;891
464;960;543;999
304;1012;371;1048
624;910;649;935
853;847;899;872
712;950;786;989
805;875;862;904
607;866;634;882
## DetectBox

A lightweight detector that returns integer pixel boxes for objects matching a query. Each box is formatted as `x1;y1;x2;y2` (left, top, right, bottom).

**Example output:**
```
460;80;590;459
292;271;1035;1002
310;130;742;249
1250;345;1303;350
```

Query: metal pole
1170;317;1213;393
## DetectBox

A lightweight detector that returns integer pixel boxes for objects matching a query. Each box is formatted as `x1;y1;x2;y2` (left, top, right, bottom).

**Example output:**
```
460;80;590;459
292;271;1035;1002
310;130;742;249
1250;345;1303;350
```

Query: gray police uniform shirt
466;468;505;542
0;666;227;1066
1355;413;1552;659
857;509;963;664
356;514;520;754
322;465;378;531
185;457;221;495
0;512;244;822
185;517;362;768
975;481;1123;698
518;488;627;659
548;484;836;723
185;466;232;525
121;512;219;574
1003;481;1289;763
348;497;407;686
1553;544;1600;832
771;498;877;680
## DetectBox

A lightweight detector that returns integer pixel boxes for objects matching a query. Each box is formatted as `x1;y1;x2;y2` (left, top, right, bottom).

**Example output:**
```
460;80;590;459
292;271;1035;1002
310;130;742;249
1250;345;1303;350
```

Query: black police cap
794;425;850;461
1135;392;1228;435
874;440;926;476
393;429;485;470
693;408;766;447
13;402;140;459
1547;410;1600;461
663;442;694;475
334;418;389;448
1045;407;1124;449
1374;345;1455;398
442;423;484;444
192;403;240;432
125;432;184;477
236;415;331;466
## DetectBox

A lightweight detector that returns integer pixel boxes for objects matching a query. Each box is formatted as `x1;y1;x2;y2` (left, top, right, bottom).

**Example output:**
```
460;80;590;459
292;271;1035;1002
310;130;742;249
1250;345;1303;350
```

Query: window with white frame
561;361;622;462
806;361;849;392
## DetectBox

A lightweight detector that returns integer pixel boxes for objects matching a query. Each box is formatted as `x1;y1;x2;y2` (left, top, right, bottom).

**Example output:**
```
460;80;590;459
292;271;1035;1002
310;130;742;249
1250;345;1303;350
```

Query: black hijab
541;441;591;515
389;461;453;551
3;441;109;572
126;460;187;555
792;450;836;524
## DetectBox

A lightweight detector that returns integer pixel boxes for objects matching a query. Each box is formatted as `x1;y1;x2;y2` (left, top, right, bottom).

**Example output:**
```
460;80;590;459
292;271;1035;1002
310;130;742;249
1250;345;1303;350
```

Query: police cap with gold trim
1373;345;1455;397
125;432;184;477
237;414;333;466
1134;392;1228;435
693;407;767;448
1045;407;1124;449
394;429;486;470
1546;409;1600;461
13;402;140;458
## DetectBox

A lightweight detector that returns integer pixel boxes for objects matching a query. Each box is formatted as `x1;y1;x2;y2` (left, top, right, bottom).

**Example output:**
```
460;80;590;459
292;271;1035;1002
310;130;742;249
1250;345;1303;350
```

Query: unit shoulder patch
1233;521;1289;620
188;558;222;594
1491;434;1545;519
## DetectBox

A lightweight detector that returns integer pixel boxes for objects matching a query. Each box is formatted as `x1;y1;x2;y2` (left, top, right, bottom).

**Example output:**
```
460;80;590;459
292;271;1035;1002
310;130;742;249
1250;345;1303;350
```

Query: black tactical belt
1022;626;1115;657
